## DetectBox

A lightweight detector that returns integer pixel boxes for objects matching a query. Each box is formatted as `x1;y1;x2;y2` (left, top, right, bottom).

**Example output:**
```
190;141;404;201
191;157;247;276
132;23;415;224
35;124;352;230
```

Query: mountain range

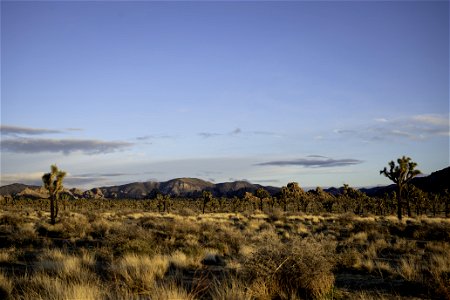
1;167;448;199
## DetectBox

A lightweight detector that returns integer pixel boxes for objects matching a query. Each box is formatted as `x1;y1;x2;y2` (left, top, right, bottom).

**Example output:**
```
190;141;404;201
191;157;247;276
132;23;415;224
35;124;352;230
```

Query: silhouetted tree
202;191;213;214
156;193;171;213
338;184;353;213
444;189;450;218
243;192;258;211
42;165;66;225
314;187;335;213
429;193;440;217
380;156;421;220
406;185;427;216
231;196;241;212
256;188;270;212
279;186;290;212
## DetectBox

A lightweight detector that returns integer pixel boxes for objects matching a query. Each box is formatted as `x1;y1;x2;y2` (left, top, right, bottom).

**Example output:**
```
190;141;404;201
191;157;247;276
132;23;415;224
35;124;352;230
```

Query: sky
1;0;449;190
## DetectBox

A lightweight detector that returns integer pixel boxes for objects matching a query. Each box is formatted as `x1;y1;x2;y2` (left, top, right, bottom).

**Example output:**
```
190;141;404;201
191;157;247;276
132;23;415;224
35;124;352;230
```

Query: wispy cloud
256;156;363;168
0;172;44;186
136;134;175;141
199;128;282;138
230;128;242;135
334;114;449;141
251;179;280;184
65;172;139;187
252;130;283;137
411;114;449;127
198;128;242;138
73;172;133;178
198;132;222;138
1;125;62;136
1;138;133;155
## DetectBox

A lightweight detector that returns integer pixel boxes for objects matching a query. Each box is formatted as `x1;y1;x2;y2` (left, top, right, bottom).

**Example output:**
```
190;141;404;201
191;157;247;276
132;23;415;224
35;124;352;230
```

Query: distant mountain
360;166;450;197
0;183;40;197
99;178;214;199
214;181;280;197
1;166;448;199
411;166;450;193
99;178;280;199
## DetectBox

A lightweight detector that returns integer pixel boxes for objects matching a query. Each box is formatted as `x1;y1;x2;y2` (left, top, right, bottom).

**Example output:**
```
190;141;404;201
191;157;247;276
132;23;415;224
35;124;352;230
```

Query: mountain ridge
1;166;448;199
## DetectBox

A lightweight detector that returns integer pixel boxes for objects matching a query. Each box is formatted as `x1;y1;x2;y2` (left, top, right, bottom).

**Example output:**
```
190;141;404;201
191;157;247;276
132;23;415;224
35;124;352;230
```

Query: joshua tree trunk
406;197;411;217
50;195;56;225
397;187;402;220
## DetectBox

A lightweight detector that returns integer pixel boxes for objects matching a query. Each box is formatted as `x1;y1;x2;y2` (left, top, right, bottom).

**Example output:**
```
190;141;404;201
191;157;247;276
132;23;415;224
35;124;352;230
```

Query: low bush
242;238;335;299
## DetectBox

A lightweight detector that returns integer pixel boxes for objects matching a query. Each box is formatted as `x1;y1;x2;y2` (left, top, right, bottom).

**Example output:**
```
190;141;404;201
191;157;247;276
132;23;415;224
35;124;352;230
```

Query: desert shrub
13;273;104;300
268;207;284;222
151;282;192;300
59;213;91;239
0;213;23;228
36;222;66;238
242;238;335;299
111;253;169;294
90;218;111;238
35;248;96;282
422;250;450;299
211;276;252;300
0;272;12;300
412;222;450;242
177;207;196;217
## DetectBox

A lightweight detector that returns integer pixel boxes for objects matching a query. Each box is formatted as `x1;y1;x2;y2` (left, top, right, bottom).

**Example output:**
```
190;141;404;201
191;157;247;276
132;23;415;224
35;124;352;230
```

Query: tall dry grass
0;205;449;299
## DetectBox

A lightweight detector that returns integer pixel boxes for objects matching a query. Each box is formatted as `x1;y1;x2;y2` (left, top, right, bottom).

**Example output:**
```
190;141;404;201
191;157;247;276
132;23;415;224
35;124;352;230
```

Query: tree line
9;157;448;225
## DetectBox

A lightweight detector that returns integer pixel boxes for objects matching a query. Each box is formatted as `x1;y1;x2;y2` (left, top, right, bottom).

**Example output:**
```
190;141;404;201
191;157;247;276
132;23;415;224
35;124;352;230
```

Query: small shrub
242;238;335;299
112;253;169;294
0;272;12;300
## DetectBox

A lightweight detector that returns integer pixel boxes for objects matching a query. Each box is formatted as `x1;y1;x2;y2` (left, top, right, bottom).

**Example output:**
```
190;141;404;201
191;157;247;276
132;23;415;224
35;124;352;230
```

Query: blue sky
1;1;449;189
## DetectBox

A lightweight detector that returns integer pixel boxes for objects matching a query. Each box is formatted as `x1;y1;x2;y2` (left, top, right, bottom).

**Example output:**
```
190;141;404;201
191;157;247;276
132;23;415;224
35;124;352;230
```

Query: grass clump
242;238;335;299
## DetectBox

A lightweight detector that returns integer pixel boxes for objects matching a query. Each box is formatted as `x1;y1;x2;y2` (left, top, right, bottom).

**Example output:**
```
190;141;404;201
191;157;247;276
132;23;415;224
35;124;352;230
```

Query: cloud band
256;157;363;168
1;138;132;155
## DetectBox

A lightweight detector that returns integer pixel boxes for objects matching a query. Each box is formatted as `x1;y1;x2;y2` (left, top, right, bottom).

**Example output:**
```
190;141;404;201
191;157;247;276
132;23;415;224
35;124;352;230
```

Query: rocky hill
1;166;448;199
98;178;279;199
360;166;450;197
0;183;40;197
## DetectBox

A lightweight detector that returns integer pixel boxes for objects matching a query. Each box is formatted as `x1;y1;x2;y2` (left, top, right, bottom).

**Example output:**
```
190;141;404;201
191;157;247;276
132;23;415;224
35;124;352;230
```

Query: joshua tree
256;188;270;212
42;165;66;225
156;193;172;213
444;189;450;218
380;156;421;220
288;182;307;212
243;192;257;211
202;190;213;214
279;186;290;212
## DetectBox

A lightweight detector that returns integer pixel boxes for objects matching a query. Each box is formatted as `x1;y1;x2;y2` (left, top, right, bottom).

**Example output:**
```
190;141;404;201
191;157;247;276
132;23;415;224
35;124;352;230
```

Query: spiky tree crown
42;164;66;195
256;188;270;199
202;190;213;200
380;156;421;186
287;182;303;196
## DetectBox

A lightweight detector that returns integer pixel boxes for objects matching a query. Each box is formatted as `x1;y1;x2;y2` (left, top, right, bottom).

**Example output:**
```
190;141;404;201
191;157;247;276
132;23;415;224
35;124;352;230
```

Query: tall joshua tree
42;165;66;225
256;188;270;212
202;190;213;214
288;182;306;212
380;156;421;220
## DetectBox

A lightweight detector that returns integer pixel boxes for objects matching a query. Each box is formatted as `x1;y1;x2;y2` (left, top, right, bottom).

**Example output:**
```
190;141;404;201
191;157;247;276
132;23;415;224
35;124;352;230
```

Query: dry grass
0;204;449;299
0;271;13;299
242;238;335;299
112;253;169;294
14;273;104;300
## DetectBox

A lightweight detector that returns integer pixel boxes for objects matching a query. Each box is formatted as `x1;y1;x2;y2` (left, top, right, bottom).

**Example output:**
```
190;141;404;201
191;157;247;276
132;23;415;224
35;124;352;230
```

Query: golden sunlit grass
0;204;449;299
